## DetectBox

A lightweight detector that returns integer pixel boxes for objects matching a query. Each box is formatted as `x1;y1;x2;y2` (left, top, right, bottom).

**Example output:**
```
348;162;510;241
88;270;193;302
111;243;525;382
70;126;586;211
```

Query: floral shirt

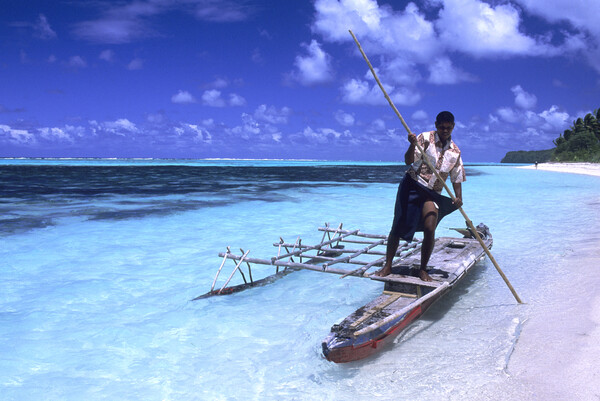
407;130;465;193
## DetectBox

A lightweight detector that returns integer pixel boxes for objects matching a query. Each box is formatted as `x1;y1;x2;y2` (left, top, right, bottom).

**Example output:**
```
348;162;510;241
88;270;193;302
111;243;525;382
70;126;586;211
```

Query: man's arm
452;182;463;208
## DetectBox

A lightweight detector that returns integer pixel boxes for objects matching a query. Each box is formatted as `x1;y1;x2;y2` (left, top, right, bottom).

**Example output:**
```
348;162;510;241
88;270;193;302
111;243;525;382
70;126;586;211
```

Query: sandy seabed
490;162;600;400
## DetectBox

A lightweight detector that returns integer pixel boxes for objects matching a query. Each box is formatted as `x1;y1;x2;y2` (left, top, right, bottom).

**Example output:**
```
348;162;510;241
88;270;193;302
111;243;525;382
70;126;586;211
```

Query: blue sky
1;0;599;161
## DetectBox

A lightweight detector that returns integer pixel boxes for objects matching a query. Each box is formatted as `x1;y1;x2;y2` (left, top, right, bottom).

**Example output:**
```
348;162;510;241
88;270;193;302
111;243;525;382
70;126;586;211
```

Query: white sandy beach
517;162;600;177
493;162;600;400
498;235;600;400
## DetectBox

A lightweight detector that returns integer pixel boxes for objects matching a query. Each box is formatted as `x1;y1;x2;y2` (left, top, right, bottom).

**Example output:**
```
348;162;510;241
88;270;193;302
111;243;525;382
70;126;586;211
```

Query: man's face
435;121;454;142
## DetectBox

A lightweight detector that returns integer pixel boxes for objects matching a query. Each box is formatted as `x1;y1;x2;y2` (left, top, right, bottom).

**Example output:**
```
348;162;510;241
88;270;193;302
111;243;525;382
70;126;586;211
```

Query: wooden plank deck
369;274;443;288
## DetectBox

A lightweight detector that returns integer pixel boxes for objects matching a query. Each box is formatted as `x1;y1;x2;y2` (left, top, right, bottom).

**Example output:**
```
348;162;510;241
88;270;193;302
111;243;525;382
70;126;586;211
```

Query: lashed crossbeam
270;230;359;263
199;223;434;299
322;238;386;268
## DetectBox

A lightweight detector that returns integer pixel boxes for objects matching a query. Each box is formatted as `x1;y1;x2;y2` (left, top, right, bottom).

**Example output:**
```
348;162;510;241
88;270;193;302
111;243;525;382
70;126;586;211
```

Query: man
377;111;465;281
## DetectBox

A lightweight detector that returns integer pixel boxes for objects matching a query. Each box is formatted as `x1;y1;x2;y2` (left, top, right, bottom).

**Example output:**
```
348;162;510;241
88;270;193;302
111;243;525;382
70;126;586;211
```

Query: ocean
1;159;599;400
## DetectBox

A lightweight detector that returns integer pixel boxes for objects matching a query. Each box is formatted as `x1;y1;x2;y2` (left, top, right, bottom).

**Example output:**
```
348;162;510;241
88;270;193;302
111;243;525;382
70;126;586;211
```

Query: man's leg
376;234;400;277
419;200;438;282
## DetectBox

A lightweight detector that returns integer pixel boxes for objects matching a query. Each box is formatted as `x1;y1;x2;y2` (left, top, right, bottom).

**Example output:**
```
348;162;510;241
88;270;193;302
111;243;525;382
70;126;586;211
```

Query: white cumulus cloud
229;93;246;106
436;0;544;57
202;90;225;107
254;104;291;125
39;127;73;142
301;126;346;144
539;105;570;131
0;124;36;144
514;0;600;37
291;40;333;85
428;57;477;85
335;110;355;127
493;102;571;133
311;0;594;99
103;118;138;135
341;78;420;106
312;0;438;103
171;90;197;104
511;85;537;110
369;118;386;132
229;113;261;139
412;110;428;121
496;107;521;124
211;78;229;88
313;0;439;59
174;123;212;143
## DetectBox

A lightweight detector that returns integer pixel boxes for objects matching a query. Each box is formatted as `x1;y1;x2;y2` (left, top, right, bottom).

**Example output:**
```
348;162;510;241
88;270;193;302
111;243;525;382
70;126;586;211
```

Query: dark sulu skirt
390;173;458;242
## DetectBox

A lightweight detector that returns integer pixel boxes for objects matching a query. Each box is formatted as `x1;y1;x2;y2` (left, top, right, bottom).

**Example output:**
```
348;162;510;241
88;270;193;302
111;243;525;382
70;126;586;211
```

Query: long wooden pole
349;30;522;304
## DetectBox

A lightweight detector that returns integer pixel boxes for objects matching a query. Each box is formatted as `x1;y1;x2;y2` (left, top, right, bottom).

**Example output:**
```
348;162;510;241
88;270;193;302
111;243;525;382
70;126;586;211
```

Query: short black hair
436;111;454;124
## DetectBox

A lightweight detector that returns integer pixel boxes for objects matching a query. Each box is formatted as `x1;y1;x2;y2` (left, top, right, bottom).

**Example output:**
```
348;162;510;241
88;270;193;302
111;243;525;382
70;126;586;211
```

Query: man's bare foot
376;266;392;277
418;269;432;282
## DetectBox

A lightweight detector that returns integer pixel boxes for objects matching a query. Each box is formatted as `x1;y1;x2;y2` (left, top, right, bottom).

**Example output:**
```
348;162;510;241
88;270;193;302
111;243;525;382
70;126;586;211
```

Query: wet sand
501;235;600;400
488;163;600;400
517;162;600;177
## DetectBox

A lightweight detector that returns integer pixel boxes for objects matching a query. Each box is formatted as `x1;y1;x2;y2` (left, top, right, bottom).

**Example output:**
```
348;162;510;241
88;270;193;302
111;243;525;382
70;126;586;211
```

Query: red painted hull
323;293;441;363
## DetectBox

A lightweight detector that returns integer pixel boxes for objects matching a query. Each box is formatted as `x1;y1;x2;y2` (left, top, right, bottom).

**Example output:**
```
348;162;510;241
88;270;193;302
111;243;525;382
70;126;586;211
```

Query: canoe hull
322;291;442;363
322;226;492;363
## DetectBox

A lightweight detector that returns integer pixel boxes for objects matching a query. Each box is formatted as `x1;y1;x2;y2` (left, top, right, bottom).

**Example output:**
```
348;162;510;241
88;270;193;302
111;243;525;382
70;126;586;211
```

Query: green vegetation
501;108;600;163
552;109;600;162
501;149;554;163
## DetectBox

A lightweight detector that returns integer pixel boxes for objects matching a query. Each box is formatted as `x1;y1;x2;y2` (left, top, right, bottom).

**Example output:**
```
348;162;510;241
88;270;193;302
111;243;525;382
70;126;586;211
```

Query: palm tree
591;109;600;142
552;107;600;160
583;113;596;130
574;117;585;133
554;135;566;146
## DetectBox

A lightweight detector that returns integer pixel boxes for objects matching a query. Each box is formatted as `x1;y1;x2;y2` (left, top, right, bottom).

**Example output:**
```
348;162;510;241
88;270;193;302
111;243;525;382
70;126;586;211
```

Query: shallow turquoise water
1;161;598;400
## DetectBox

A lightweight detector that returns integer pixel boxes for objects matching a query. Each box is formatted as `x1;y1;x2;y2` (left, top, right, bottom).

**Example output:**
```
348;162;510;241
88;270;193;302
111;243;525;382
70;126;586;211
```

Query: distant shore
516;162;600;177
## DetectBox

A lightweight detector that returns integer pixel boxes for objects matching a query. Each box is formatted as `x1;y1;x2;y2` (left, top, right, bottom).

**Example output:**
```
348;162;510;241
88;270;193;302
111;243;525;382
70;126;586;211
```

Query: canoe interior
323;231;492;362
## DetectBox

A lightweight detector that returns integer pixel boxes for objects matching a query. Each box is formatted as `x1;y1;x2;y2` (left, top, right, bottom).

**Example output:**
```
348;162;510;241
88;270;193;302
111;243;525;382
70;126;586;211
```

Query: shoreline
487;173;600;400
495;232;600;400
516;162;600;177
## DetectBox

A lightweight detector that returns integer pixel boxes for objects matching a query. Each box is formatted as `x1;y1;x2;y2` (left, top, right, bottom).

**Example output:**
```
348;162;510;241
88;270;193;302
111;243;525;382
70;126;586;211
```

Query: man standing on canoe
377;111;465;281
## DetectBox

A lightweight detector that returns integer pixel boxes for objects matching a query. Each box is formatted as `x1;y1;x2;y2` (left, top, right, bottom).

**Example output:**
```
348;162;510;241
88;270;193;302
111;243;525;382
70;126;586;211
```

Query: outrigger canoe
195;223;492;363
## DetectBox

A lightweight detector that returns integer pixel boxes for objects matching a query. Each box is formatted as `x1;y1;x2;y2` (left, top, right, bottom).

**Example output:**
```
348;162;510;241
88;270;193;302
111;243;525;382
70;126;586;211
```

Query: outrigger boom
194;223;423;299
194;222;493;363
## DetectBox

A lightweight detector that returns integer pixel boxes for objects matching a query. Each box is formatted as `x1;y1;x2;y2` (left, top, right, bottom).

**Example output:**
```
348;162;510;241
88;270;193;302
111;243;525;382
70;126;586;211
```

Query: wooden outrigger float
195;222;493;363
